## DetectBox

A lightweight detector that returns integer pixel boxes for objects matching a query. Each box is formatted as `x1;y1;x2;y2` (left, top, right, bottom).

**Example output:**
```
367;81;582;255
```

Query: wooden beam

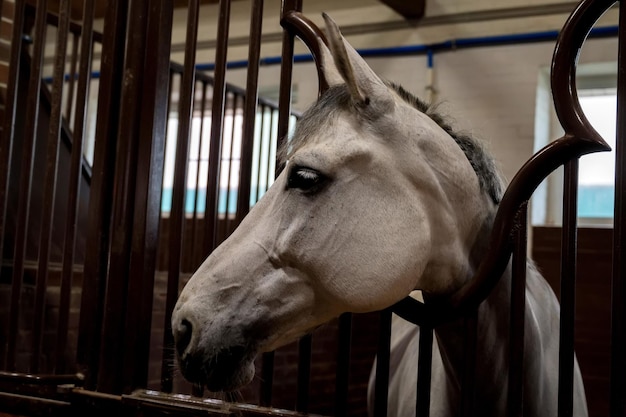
378;0;425;20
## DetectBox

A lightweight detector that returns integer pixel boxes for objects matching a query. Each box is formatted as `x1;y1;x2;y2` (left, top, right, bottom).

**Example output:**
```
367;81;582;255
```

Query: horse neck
433;245;517;408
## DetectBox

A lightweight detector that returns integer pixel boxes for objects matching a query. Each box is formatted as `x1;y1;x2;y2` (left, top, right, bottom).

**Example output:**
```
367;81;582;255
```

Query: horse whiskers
225;390;243;404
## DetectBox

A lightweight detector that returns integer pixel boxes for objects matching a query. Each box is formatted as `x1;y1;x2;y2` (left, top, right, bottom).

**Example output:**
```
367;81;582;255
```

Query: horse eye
287;166;325;192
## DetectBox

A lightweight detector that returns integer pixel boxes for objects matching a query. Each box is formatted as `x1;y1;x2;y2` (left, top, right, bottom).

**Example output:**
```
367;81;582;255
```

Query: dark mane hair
279;83;503;205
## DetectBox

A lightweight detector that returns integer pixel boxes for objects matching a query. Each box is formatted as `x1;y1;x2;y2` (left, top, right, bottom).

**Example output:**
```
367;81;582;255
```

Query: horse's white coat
171;15;588;416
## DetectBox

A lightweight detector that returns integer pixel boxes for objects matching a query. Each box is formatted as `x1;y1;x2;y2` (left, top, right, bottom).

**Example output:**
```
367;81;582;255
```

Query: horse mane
279;83;504;205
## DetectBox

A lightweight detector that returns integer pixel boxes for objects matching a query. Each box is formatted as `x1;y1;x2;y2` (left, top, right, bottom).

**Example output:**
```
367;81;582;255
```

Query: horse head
171;14;502;392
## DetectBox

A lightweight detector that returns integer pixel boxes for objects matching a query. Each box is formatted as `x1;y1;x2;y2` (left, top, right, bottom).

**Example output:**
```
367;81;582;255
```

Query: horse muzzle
171;306;256;392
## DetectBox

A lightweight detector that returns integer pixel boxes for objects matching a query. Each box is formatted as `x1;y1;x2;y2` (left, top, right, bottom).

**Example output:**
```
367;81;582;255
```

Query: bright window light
577;91;616;219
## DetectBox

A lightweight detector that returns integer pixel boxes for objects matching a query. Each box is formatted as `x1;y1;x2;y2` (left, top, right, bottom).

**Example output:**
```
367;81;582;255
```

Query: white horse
171;15;587;416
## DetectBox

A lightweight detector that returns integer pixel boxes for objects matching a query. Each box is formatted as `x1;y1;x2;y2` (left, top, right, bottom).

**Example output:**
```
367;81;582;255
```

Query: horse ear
318;38;344;87
322;13;392;109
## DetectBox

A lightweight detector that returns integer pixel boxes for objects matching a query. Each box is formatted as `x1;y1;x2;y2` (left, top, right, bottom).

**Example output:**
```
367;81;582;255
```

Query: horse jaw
171;183;344;391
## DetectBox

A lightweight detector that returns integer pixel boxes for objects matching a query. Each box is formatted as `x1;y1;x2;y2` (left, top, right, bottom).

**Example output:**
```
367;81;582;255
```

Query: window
577;91;616;219
532;64;617;226
160;106;296;217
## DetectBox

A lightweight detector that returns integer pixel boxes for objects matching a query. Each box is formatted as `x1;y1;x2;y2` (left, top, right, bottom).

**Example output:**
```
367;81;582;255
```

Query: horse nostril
175;319;193;357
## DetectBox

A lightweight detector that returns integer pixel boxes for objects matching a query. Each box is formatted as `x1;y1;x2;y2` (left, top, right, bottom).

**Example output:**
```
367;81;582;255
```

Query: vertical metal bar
217;92;231;242
235;0;263;222
259;107;278;193
558;161;578;417
334;313;352;417
189;81;201;226
508;202;528;417
31;0;71;374
265;109;277;193
161;0;200;393
460;312;477;417
56;0;95;374
6;0;48;372
222;93;239;240
77;0;128;390
260;351;275;406
416;326;433;417
276;0;302;177
122;0;173;392
64;33;80;122
203;0;231;255
374;308;392;417
296;334;312;413
97;0;150;393
254;104;266;203
0;1;25;294
610;3;626;415
191;82;208;269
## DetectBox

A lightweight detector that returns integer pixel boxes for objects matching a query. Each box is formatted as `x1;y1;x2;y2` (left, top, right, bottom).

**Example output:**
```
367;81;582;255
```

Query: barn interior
0;0;623;416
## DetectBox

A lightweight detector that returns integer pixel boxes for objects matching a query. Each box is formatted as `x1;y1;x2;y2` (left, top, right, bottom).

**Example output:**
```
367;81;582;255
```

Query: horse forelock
280;83;503;205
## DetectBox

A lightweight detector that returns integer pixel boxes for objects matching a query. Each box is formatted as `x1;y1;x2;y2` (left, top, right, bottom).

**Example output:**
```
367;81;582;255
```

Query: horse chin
205;358;255;393
178;345;257;392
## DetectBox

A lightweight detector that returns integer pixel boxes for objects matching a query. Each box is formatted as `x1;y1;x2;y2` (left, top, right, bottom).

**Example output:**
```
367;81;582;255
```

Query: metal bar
122;0;174;392
460;312;477;417
558;161;578;417
31;0;71;374
254;104;267;203
374;308;392;417
64;33;80;122
265;109;277;193
161;0;200;393
189;81;201;232
260;351;275;406
296;334;312;413
191;82;208;269
222;93;239;241
56;0;95;374
235;0;263;222
77;0;128;390
97;0;149;393
0;371;83;385
508;203;529;417
610;2;626;415
0;0;24;307
334;313;352;417
416;326;433;417
276;0;301;177
203;0;231;255
6;0;48;372
126;388;325;417
39;4;104;42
